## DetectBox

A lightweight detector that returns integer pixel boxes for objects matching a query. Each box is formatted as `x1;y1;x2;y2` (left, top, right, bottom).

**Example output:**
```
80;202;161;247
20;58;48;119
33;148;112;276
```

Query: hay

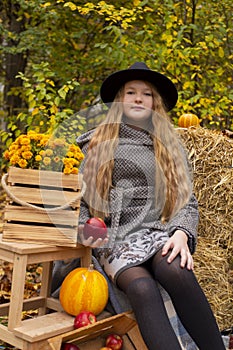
178;126;233;330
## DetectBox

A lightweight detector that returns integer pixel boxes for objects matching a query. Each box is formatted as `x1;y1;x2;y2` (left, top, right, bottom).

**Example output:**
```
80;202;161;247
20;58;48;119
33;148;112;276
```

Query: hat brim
100;68;178;111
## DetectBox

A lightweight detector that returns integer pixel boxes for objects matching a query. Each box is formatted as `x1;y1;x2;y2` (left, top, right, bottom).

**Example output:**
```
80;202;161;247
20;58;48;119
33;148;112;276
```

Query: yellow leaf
24;12;31;19
64;2;77;11
29;100;36;109
32;108;39;116
46;79;55;87
50;105;58;114
41;2;51;7
218;47;224;58
183;81;191;89
191;72;197;79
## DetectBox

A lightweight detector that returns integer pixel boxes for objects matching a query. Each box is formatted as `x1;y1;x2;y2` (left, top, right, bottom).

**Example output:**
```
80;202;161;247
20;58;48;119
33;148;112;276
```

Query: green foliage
0;0;233;135
0;62;86;170
55;0;232;127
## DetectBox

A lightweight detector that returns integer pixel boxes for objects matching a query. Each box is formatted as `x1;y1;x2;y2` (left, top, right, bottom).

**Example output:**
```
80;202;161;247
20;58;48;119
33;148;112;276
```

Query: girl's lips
131;106;145;110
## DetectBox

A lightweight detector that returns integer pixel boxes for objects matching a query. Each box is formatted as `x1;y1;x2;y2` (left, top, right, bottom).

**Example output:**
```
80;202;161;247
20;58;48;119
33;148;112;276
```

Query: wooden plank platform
13;312;75;342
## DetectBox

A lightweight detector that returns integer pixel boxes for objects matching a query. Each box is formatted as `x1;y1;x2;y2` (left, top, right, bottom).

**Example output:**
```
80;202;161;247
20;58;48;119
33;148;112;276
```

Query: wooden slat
7;167;82;190
0;297;47;316
3;223;78;246
4;205;79;226
0;324;24;349
13;312;75;342
6;186;81;207
127;325;148;349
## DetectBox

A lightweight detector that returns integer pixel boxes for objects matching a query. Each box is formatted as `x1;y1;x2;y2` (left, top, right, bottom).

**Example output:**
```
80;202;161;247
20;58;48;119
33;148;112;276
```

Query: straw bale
178;126;233;330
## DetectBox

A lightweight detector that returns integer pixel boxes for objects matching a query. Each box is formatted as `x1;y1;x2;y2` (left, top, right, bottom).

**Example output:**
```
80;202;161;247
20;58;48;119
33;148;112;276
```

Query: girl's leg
117;266;182;350
152;250;225;350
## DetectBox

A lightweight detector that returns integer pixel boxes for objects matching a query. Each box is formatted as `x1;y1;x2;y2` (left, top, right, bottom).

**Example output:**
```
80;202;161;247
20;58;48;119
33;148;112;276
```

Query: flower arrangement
3;130;84;174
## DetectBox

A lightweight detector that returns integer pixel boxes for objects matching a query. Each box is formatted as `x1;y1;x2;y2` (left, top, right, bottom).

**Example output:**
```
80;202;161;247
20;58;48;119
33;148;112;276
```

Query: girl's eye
145;92;152;96
126;90;134;94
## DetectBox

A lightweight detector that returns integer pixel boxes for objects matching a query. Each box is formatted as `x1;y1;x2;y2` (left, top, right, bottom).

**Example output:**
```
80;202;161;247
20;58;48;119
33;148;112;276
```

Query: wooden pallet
2;167;83;246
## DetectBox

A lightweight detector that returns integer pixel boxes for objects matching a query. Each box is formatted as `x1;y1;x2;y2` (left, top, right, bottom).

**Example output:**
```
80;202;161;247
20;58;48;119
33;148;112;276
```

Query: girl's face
122;80;153;127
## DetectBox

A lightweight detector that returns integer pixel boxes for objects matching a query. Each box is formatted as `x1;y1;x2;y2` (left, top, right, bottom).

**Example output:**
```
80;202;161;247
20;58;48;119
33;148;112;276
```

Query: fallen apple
83;217;107;240
105;334;123;350
62;343;80;350
74;310;97;329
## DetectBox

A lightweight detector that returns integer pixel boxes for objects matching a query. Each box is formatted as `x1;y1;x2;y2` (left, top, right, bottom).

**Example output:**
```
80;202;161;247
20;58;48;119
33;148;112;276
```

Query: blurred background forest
0;0;232;166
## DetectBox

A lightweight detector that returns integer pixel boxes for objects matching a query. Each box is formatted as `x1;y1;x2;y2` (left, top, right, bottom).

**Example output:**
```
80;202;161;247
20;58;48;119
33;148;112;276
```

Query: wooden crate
2;167;84;247
47;312;148;350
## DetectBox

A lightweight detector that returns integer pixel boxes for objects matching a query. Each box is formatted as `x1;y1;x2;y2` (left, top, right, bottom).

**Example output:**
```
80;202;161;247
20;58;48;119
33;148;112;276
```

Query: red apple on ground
105;334;123;350
74;310;97;329
62;343;80;350
83;217;107;240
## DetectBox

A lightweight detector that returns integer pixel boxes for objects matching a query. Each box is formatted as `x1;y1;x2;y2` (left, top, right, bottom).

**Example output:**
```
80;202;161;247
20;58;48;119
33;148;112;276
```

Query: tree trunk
3;0;28;118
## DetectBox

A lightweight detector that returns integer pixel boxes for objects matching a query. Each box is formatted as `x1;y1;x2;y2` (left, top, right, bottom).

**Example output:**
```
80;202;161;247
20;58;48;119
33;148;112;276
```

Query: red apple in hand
74;311;97;329
83;217;107;240
62;343;80;350
105;334;123;350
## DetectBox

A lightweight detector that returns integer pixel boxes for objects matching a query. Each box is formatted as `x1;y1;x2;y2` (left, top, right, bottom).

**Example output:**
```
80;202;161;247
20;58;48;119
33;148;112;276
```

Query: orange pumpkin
178;113;200;128
59;264;108;316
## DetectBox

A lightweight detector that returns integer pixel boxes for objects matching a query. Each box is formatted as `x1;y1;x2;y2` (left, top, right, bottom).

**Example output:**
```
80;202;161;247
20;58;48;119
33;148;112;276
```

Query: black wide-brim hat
100;62;178;111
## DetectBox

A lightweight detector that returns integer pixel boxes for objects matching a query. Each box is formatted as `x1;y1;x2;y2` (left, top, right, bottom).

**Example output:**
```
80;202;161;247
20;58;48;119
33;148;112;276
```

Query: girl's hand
78;224;109;248
162;230;193;270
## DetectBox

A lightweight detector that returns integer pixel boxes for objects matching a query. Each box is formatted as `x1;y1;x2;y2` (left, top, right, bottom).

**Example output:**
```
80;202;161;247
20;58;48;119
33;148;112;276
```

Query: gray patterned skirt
95;227;169;282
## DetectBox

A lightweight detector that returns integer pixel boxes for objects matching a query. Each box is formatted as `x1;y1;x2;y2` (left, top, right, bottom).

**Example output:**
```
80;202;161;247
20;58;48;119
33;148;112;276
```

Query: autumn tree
0;0;232;150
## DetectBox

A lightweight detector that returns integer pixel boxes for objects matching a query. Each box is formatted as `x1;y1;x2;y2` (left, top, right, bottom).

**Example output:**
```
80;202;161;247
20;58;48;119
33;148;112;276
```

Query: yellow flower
28;130;37;136
54;156;61;163
63;158;75;166
66;151;74;158
69;144;77;152
3;150;10;160
38;135;50;146
21;145;31;152
9;155;20;165
53;138;66;147
35;155;42;162
18;159;28;168
71;167;79;174
45;148;53;156
63;166;72;174
9;144;19;152
43;157;51;166
22;151;33;160
4;131;84;173
19;136;30;145
74;151;84;160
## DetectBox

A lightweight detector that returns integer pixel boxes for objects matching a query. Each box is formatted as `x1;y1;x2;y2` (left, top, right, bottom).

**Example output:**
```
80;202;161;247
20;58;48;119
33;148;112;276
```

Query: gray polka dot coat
77;123;199;282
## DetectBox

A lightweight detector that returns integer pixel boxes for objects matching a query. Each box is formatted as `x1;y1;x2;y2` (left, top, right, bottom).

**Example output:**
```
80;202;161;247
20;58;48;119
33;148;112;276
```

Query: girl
77;62;225;350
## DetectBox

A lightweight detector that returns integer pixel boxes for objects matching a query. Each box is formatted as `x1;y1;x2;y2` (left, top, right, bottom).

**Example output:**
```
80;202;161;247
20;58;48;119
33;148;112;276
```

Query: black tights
117;250;225;350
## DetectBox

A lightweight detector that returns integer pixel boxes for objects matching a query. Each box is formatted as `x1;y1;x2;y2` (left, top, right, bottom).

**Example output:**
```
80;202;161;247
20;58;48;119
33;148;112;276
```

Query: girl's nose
135;93;142;102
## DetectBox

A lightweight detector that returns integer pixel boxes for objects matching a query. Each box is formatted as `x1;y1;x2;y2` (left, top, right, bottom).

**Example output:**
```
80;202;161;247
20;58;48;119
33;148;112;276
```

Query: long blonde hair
83;82;192;222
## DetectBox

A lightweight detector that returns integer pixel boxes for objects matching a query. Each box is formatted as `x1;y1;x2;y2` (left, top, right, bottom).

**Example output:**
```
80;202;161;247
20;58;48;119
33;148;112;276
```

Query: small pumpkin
178;113;200;128
59;264;109;316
